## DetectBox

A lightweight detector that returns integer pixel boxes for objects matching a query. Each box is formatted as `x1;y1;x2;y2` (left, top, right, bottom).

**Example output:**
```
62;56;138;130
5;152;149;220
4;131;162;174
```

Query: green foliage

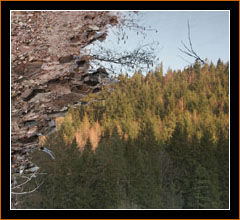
21;60;229;209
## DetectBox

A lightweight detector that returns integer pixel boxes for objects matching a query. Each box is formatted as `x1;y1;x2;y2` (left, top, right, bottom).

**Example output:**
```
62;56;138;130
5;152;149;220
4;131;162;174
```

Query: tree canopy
20;60;229;209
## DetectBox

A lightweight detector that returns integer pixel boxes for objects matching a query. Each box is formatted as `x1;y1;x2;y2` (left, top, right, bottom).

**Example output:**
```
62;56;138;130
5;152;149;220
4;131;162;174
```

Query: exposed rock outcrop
11;11;119;186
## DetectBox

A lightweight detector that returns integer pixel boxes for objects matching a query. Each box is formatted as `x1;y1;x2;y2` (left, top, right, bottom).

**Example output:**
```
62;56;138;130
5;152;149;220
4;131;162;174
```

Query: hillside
20;60;229;209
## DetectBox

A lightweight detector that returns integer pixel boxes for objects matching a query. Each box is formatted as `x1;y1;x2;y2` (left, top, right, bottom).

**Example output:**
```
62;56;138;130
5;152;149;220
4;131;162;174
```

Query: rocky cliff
11;11;118;183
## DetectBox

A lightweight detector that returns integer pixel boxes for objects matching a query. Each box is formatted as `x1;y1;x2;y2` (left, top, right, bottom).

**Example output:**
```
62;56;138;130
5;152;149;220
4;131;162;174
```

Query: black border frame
2;1;239;219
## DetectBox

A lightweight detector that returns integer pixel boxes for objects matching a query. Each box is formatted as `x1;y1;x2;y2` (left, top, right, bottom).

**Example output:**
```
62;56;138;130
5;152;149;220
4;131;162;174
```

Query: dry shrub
89;121;102;151
63;133;74;145
123;133;128;141
81;114;90;141
55;117;65;130
116;123;123;138
74;114;91;150
75;128;87;150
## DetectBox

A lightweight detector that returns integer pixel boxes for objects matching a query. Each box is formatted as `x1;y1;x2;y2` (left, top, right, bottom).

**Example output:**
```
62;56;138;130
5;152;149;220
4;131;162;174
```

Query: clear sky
89;11;229;75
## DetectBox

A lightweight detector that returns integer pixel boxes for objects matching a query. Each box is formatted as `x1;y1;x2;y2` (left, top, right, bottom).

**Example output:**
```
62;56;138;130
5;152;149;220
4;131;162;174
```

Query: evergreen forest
21;60;229;209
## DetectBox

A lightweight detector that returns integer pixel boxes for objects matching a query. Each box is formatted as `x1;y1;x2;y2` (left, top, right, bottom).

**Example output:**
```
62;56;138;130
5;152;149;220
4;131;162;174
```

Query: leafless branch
87;12;160;75
177;55;192;65
89;42;158;75
11;171;47;196
11;181;44;195
178;20;205;65
113;12;157;39
12;172;38;190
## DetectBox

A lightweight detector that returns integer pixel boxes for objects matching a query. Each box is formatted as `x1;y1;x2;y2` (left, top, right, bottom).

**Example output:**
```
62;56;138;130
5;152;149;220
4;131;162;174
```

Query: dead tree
178;21;205;65
89;42;159;75
88;12;160;75
11;171;46;208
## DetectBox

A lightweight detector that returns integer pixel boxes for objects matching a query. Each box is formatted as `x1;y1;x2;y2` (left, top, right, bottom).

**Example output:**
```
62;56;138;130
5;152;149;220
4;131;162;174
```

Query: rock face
11;11;118;183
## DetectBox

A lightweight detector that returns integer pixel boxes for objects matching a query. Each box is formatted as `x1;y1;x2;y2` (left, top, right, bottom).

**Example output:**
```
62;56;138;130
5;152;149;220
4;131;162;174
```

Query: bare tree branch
179;20;205;65
88;42;158;75
11;171;47;199
11;181;44;195
177;55;192;65
12;172;38;190
86;12;160;75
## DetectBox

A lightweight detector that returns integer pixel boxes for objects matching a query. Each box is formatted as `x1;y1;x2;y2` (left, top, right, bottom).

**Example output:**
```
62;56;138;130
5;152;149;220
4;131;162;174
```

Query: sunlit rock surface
11;11;118;180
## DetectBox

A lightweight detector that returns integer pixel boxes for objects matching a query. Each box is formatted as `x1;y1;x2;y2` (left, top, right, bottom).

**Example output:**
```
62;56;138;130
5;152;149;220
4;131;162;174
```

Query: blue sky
89;11;229;75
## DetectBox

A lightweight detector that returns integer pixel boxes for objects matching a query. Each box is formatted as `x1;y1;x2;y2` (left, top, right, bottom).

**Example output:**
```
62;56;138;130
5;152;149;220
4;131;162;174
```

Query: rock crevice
11;11;119;181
